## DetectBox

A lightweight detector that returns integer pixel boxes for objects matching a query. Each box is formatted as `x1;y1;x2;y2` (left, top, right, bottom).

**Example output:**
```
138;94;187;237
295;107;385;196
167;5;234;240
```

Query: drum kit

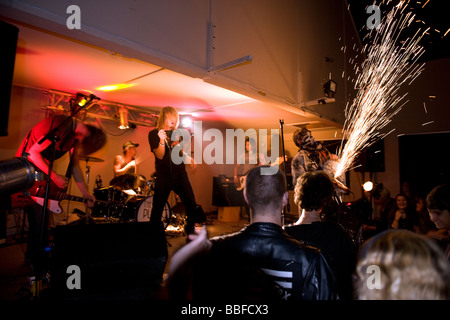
79;155;184;231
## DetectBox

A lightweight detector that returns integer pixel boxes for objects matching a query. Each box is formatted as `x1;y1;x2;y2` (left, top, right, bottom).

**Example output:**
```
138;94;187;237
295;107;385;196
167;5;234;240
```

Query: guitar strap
20;130;32;158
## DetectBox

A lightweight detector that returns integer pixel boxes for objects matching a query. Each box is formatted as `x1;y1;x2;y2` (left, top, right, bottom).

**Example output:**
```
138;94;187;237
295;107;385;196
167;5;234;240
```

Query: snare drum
94;186;126;202
122;196;171;227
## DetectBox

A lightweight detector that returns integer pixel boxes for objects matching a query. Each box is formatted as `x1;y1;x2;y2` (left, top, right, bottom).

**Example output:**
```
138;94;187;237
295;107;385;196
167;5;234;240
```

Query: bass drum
123;196;172;228
92;187;126;218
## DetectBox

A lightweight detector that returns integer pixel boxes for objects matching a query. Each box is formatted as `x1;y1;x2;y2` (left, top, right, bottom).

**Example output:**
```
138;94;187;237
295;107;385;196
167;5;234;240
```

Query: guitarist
234;137;286;191
234;138;286;219
15;114;106;275
233;138;266;191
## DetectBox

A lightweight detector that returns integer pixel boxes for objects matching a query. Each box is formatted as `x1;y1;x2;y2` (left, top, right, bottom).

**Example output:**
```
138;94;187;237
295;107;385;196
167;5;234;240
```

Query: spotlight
363;181;374;192
77;96;88;107
181;115;193;129
323;79;337;98
118;107;129;129
73;92;101;109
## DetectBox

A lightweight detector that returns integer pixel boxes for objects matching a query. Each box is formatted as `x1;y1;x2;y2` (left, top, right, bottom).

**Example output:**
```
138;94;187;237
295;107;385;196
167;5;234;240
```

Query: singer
148;106;202;236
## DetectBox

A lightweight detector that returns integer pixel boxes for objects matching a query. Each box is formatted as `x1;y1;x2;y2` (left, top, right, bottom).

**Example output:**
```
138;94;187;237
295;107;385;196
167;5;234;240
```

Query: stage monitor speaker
0;20;19;137
212;176;245;207
355;139;385;173
49;221;168;299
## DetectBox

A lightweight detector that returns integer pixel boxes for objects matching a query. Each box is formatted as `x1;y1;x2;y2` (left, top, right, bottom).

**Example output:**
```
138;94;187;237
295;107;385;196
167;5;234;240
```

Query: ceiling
9;19;328;134
8;1;447;136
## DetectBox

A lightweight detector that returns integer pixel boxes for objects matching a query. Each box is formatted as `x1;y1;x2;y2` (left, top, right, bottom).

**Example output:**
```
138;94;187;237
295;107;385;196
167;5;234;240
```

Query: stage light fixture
75;92;88;107
180;115;193;129
363;181;374;192
323;79;337;98
118;107;129;129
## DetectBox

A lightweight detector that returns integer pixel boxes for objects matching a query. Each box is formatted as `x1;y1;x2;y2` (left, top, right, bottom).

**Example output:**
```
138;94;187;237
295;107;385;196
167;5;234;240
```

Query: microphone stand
279;119;289;226
34;94;98;297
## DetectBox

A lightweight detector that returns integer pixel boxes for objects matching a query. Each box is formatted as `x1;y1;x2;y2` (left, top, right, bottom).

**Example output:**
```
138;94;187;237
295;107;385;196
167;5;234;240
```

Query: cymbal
79;155;104;162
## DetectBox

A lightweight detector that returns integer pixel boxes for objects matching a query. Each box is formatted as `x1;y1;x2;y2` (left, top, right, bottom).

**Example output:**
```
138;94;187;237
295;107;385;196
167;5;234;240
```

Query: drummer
113;141;139;177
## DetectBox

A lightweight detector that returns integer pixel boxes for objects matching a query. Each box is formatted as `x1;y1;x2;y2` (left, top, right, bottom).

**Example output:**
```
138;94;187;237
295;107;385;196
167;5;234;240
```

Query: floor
0;211;251;301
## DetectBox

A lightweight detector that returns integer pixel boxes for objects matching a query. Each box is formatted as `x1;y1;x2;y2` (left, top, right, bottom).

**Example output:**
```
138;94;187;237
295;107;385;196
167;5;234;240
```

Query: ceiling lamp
97;83;134;91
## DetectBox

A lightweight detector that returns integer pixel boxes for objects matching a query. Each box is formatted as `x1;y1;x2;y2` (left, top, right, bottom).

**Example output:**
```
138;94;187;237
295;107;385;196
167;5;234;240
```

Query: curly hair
355;229;450;300
294;171;335;211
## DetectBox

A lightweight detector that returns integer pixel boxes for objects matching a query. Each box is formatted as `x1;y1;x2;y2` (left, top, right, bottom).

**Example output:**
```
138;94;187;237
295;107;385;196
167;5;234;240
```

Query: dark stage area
0;212;249;301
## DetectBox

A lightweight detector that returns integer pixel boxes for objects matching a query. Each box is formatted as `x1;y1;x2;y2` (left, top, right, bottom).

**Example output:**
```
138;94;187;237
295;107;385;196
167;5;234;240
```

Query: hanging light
118;107;129;129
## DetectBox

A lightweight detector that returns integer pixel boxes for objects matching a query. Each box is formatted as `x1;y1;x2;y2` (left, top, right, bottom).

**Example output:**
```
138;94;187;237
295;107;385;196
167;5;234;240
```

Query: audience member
426;184;450;260
354;229;450;300
415;195;437;235
284;171;357;300
168;166;338;301
371;183;395;232
401;181;416;209
389;193;417;231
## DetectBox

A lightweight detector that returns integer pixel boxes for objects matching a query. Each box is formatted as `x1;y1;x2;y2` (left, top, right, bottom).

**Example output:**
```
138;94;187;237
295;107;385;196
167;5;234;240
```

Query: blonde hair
156;106;179;130
355;230;450;300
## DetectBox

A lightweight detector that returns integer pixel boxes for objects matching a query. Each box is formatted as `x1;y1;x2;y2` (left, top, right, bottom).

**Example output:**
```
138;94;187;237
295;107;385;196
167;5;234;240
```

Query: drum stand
77;159;96;224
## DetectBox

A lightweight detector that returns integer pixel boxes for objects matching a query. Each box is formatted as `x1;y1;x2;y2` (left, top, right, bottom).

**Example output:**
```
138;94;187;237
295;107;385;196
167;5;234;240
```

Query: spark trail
335;0;428;178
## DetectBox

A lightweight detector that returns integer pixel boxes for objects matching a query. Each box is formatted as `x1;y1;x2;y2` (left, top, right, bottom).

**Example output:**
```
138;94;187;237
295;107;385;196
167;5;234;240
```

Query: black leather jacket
200;223;338;300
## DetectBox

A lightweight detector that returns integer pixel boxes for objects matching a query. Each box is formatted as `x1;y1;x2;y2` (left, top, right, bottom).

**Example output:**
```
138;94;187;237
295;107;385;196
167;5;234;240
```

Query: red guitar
27;181;120;214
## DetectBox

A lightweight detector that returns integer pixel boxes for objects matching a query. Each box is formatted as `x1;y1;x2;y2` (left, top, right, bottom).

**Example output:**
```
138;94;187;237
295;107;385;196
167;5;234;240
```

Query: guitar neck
29;178;113;207
55;192;109;206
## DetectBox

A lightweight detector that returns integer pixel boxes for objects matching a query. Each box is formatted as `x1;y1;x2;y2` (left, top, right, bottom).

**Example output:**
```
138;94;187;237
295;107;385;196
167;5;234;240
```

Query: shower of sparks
444;28;450;37
335;0;428;178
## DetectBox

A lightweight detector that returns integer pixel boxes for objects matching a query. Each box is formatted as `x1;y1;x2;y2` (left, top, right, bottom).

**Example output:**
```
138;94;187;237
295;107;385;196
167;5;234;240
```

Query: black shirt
285;221;356;300
16;115;77;161
148;128;186;175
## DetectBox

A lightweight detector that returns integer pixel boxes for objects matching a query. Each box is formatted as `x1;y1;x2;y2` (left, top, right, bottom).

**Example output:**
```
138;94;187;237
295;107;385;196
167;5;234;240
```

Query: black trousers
150;170;198;234
25;201;50;275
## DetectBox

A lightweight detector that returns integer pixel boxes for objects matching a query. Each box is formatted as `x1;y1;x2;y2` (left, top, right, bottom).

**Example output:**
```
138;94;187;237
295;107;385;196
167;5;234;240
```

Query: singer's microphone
89;94;101;100
165;130;172;149
165;137;171;149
